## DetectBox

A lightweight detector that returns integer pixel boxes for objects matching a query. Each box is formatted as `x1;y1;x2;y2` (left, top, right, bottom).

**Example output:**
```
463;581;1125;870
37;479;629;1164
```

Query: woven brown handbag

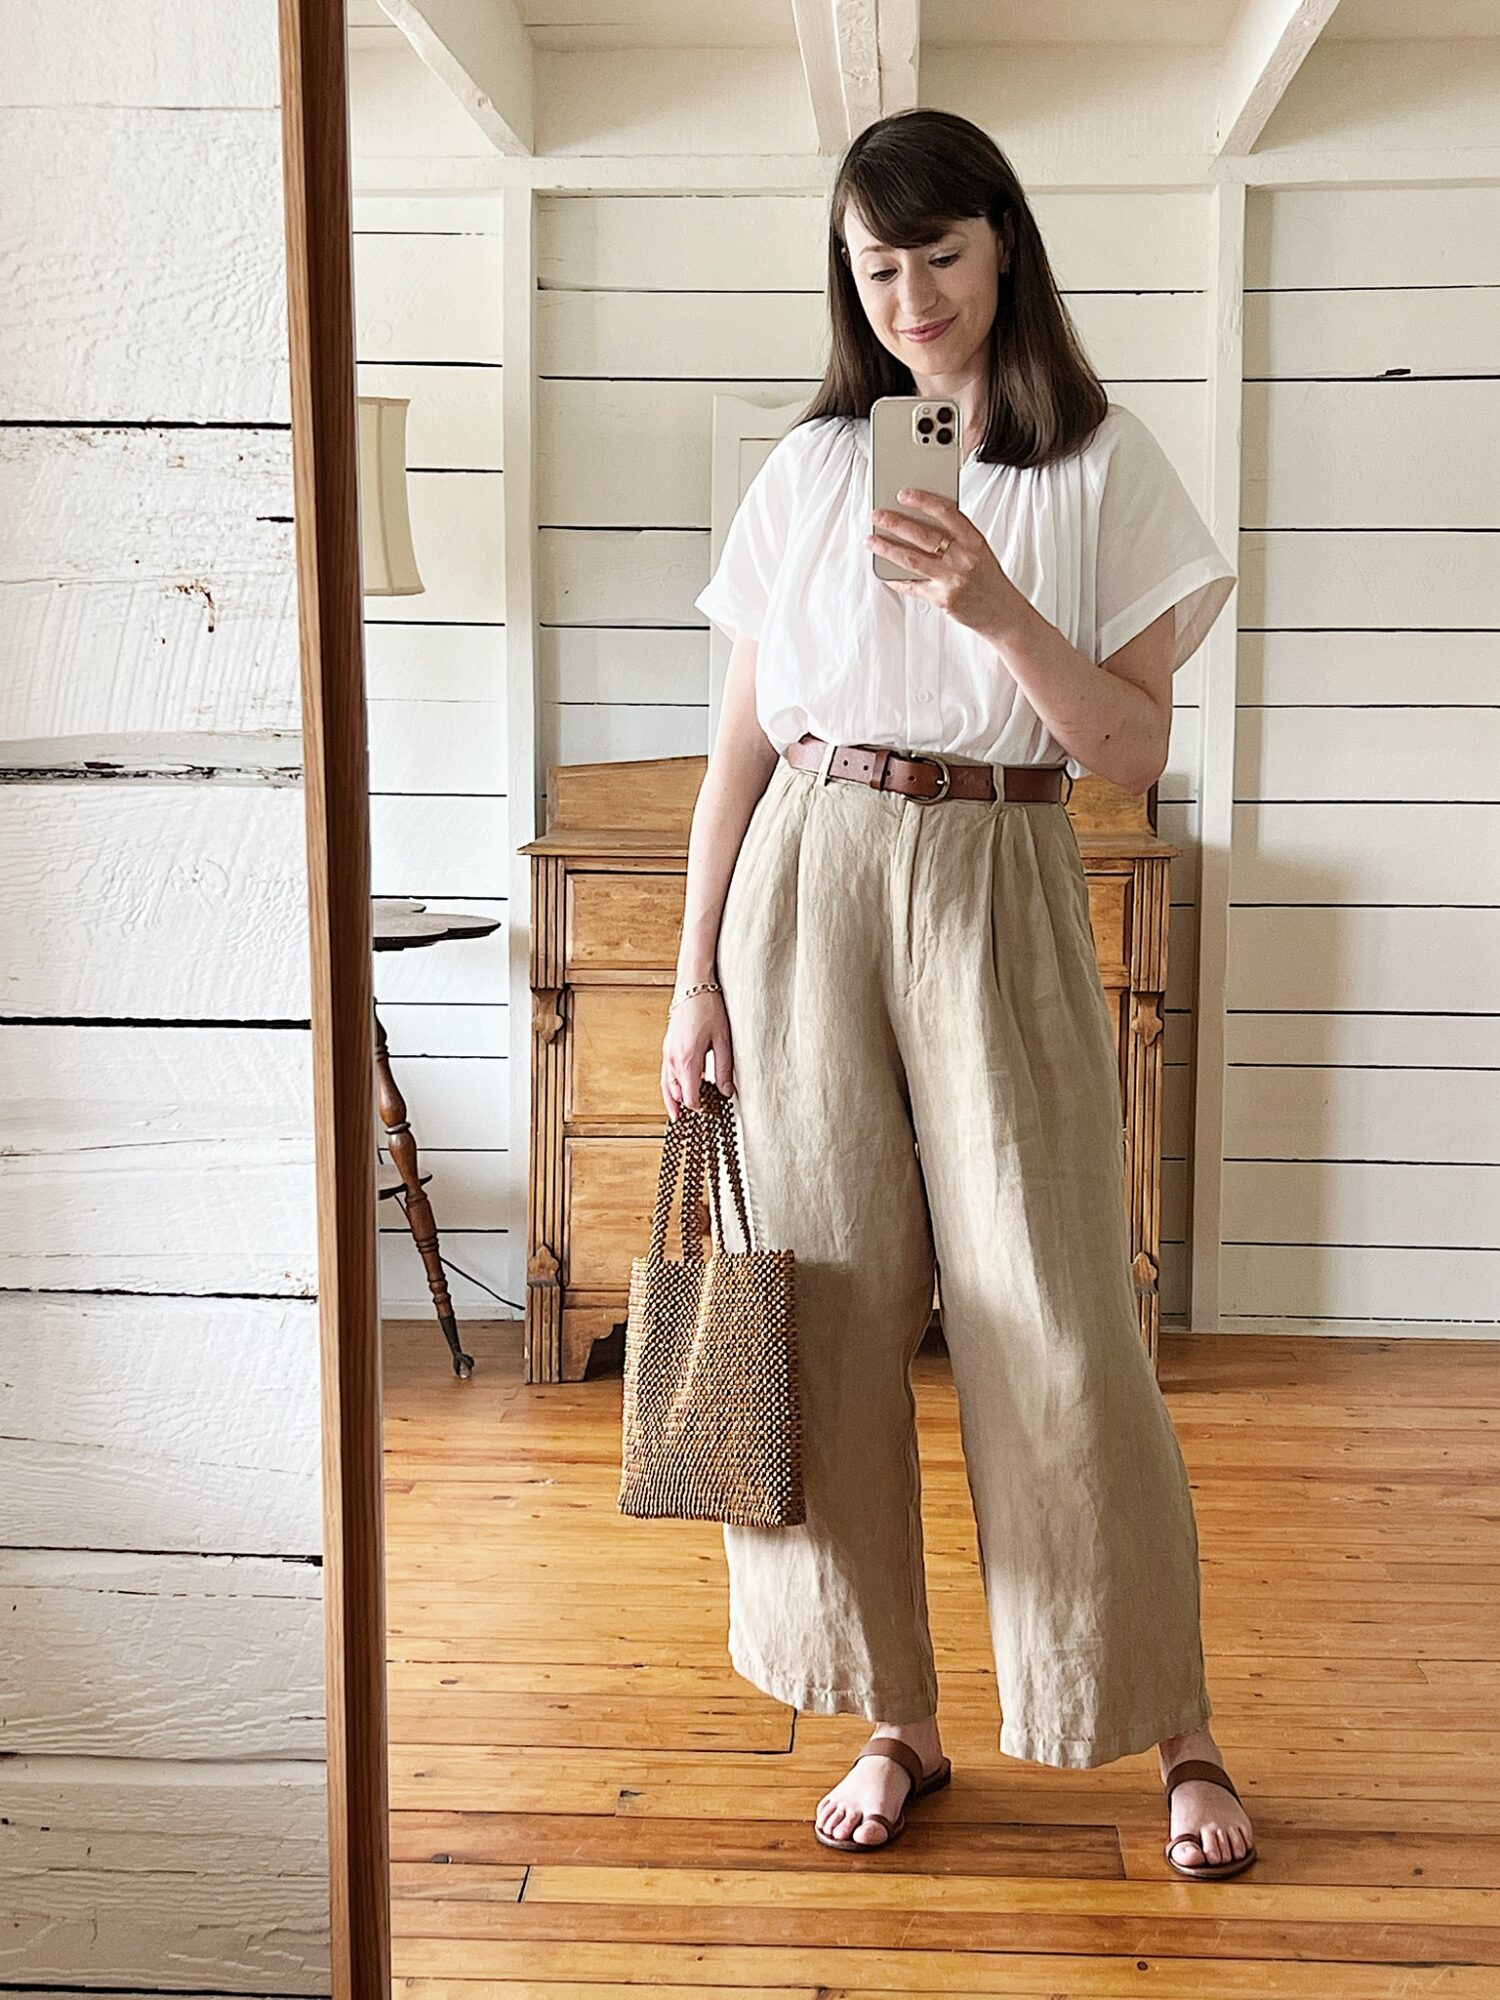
617;1078;805;1527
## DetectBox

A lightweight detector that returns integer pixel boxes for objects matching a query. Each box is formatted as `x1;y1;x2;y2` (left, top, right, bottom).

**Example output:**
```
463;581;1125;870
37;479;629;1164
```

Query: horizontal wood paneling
1226;186;1500;1328
1227;907;1498;1014
0;427;299;738
0;1295;321;1554
1243;378;1500;529
0;1025;316;1293
353;228;504;362
0;107;288;423
1222;1243;1497;1325
0;1757;330;1988
2;1550;325;1756
353;182;513;1315
0;0;281;107
0;785;310;1019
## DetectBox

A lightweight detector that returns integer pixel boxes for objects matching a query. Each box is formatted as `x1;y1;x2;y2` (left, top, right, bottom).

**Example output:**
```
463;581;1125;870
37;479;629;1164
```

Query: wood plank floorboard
382;1320;1500;1996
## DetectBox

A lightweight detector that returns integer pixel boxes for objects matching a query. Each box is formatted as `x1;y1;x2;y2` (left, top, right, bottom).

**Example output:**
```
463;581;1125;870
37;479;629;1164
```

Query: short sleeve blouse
693;400;1236;780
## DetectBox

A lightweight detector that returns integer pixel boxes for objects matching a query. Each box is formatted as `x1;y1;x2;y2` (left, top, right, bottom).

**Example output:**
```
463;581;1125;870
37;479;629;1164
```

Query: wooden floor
382;1318;1500;1998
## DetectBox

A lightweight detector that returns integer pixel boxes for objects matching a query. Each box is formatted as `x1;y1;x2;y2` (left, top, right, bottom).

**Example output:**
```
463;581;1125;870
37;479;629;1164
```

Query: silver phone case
870;395;962;581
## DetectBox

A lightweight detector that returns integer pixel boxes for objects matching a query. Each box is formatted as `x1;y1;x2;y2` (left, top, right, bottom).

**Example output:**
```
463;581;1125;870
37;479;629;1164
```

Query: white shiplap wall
1227;184;1500;1330
0;0;326;1983
350;43;516;1323
355;201;515;1322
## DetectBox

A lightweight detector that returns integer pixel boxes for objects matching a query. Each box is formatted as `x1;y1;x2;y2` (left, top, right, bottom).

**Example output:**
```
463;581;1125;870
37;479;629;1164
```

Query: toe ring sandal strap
1164;1757;1241;1803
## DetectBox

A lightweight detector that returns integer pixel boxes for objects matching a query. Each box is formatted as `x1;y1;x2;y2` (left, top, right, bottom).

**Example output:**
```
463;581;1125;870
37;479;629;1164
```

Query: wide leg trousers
711;751;1213;1770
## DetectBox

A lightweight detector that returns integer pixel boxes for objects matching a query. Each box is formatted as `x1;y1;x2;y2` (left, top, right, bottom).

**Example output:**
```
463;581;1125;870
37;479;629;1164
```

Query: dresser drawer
564;1134;690;1290
569;985;671;1120
566;871;684;971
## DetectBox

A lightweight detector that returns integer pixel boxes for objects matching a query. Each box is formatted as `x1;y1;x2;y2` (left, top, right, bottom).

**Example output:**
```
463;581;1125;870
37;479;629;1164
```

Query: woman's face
841;204;1010;384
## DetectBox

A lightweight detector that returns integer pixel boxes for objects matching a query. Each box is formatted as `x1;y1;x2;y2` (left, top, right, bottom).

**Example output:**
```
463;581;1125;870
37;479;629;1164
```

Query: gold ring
934;535;950;557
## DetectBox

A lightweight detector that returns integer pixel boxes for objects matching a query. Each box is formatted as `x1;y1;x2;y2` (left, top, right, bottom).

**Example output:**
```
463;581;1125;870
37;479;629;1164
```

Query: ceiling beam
377;0;533;154
1216;0;1344;159
792;0;920;156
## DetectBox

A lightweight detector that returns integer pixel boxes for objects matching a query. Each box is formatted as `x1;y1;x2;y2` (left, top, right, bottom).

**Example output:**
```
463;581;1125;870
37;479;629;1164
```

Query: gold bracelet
669;977;721;1015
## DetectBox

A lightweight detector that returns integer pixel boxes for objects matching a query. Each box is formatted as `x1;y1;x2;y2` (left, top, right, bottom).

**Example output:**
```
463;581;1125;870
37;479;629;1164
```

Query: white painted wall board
0;1026;316;1293
1244;284;1500;380
370;794;509;897
0;787;310;1020
374;1054;508;1152
1223;1160;1498;1250
368;697;507;794
1244;379;1500;528
1229;1012;1500;1067
0;109;288;423
1223;1244;1497;1324
2;1551;324;1757
374;1145;509;1225
364;621;504;700
1231;801;1500;903
1228;907;1498;1014
0;0;281;107
1246;185;1500;288
1225;1065;1498;1166
353;230;505;363
379;1232;521;1319
0;1295;321;1555
0;1758;329;1987
1240;631;1500;706
1238;531;1500;629
538;286;1209;382
0;428;298;739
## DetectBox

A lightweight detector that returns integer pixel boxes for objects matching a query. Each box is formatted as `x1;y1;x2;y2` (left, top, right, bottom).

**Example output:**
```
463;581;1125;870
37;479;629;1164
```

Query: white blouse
693;401;1236;780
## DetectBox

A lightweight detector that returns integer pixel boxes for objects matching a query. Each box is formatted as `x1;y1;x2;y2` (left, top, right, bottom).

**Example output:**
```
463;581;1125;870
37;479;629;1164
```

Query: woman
661;108;1254;1879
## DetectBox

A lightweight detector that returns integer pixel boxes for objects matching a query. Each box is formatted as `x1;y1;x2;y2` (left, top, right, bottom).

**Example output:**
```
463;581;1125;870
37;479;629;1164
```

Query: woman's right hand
661;989;735;1121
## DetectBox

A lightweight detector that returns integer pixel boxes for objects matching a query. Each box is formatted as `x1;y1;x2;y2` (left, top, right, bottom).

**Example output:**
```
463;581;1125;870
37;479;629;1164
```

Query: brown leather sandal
813;1733;953;1852
1162;1756;1259;1878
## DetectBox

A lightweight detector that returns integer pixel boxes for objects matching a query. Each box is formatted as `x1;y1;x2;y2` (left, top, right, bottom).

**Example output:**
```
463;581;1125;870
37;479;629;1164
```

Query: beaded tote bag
617;1078;805;1527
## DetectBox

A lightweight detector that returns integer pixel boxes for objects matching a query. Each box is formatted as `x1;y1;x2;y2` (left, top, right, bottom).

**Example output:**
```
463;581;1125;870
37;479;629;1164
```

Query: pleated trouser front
711;751;1213;1769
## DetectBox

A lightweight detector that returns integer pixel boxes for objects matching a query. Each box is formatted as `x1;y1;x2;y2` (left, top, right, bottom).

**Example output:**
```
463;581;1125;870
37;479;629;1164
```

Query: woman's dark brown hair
800;108;1108;469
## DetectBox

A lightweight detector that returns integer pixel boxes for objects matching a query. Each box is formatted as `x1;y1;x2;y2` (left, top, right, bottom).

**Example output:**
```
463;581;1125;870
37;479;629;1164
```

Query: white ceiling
341;0;1500;52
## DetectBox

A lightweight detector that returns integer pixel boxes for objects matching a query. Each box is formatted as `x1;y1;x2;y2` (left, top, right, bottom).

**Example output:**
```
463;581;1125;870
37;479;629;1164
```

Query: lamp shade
357;395;424;596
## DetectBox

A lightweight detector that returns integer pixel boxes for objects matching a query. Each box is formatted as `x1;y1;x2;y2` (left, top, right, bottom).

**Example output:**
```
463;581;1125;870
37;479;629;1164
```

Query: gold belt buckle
904;751;952;801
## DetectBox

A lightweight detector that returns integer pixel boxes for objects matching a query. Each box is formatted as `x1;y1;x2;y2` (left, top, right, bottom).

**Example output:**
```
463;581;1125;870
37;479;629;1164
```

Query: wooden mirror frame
277;0;391;1993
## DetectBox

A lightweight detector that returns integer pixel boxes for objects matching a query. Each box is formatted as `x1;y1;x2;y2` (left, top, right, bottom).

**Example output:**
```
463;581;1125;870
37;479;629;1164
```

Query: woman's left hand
867;489;1029;640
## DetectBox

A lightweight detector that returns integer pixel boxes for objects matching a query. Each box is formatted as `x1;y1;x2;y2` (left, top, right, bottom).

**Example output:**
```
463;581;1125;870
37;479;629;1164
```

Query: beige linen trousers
710;750;1213;1770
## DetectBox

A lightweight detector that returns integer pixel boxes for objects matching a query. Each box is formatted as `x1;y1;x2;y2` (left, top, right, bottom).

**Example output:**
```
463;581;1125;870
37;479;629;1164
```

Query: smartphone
870;394;962;581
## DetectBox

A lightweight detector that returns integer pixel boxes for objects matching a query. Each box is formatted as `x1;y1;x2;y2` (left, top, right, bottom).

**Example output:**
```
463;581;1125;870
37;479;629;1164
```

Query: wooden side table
519;761;1178;1385
373;900;501;1378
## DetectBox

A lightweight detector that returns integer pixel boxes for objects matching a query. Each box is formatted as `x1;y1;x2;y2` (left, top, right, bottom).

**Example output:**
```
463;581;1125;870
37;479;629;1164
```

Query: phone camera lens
936;406;953;422
936;426;953;445
916;417;933;436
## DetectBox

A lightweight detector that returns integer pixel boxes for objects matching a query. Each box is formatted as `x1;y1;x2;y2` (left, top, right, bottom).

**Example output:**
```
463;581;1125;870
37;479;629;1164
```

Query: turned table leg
373;1005;474;1378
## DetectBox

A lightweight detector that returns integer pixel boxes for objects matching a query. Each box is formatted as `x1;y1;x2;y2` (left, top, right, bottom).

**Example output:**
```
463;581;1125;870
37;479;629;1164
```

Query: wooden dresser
520;757;1179;1384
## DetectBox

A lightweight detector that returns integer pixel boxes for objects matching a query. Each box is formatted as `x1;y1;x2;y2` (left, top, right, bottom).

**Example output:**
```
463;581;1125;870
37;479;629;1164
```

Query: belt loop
817;737;838;786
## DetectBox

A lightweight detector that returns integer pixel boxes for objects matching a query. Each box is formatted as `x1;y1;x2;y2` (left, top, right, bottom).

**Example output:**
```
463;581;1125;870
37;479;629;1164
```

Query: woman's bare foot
814;1716;945;1847
1158;1724;1254;1867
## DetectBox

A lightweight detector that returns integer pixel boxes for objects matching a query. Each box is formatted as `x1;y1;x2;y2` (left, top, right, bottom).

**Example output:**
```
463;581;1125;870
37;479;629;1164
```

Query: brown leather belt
783;732;1071;804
